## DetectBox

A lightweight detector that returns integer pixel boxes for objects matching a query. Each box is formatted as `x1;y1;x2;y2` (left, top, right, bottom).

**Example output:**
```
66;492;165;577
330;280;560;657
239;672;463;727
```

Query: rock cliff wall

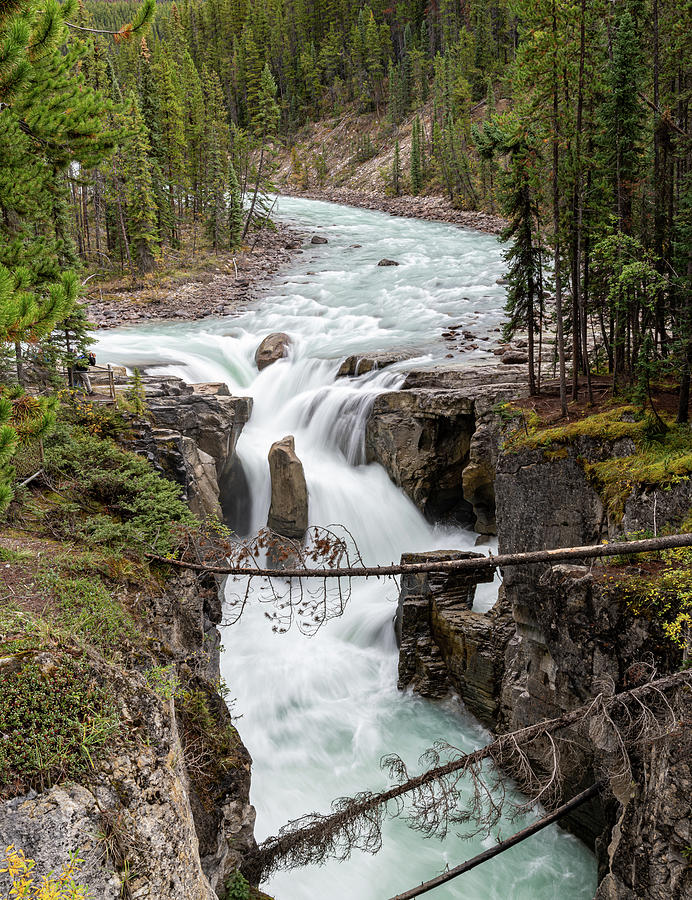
392;395;691;897
365;365;524;530
0;379;258;899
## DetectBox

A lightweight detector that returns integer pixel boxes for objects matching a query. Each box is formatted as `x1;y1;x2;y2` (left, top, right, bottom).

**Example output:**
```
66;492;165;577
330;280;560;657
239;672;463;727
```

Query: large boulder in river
267;435;308;540
255;332;291;371
311;235;328;244
377;258;400;267
500;350;528;365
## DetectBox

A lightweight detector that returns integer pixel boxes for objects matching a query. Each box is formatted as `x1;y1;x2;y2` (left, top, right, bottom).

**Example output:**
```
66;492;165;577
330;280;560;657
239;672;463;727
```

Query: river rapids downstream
94;196;597;899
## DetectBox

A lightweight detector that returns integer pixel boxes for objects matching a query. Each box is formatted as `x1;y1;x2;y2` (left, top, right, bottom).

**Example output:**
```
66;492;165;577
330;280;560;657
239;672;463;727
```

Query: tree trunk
552;0;567;417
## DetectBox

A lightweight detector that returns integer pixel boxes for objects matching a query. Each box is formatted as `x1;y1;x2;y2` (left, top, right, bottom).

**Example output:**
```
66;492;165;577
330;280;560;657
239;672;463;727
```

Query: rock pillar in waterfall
267;435;308;565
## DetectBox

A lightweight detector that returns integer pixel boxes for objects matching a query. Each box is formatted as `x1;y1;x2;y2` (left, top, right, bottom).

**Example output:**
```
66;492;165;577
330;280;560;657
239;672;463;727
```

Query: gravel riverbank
87;224;306;329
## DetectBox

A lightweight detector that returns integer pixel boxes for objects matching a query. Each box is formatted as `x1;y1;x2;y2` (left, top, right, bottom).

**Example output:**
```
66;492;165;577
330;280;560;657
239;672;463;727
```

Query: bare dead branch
387;782;601;900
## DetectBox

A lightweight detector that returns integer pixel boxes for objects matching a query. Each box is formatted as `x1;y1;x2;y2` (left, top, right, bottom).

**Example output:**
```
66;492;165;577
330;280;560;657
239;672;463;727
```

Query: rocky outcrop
267;435;309;539
126;376;252;520
0;370;259;899
0;570;256;899
462;414;503;535
255;332;292;371
494;437;690;859
366;365;524;527
366;390;476;523
396;551;512;728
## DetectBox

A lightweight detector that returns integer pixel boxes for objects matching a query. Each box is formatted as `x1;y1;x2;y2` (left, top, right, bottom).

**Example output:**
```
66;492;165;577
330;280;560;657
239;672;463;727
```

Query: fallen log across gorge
147;531;692;579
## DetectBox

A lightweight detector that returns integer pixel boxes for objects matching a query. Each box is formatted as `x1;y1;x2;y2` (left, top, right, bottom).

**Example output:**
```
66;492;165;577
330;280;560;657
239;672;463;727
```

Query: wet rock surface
366;389;476;523
255;332;292;371
336;350;415;377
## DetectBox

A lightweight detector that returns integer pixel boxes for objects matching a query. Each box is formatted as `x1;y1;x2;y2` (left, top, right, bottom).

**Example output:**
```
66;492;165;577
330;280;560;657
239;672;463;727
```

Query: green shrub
42;423;195;552
0;656;118;795
610;544;692;652
225;871;250;900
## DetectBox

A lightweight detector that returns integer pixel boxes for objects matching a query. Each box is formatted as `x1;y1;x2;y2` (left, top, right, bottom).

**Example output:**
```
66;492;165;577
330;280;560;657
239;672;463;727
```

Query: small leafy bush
612;545;692;652
0;845;90;899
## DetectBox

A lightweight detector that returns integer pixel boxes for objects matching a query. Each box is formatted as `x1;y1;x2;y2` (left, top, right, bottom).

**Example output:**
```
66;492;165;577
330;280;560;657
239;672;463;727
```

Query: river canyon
94;196;597;899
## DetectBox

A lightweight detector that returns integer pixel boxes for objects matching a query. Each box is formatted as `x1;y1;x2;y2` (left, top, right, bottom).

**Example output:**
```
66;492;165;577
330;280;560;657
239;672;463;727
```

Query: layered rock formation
396;551;510;727
126;375;252;521
365;365;524;529
0;570;256;900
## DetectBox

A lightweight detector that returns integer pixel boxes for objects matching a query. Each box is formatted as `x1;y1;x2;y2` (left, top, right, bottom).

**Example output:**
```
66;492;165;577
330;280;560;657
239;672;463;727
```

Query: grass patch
508;405;648;449
39;572;139;654
0;654;118;797
0;546;32;563
179;684;243;807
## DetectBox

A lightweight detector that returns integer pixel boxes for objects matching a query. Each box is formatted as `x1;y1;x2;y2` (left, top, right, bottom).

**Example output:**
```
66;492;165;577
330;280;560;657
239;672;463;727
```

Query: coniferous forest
1;2;692;898
1;0;690;422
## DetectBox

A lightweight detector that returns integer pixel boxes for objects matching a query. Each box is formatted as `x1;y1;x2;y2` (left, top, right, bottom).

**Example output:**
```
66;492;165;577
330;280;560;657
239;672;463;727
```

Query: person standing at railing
72;351;95;395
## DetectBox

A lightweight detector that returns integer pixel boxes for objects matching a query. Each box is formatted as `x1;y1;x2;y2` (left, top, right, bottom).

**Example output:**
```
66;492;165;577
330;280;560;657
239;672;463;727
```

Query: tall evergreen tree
121;94;160;273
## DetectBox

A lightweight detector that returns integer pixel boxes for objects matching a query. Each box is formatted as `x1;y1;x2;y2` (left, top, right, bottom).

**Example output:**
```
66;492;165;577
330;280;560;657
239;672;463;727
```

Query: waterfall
93;195;597;899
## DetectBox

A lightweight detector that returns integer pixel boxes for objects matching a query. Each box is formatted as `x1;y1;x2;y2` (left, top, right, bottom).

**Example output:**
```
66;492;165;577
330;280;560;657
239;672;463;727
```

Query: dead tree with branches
245;670;690;880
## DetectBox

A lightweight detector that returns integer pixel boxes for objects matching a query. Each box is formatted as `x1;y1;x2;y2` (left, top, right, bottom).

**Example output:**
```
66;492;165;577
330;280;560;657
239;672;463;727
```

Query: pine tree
410;115;422;194
243;64;280;239
474;115;544;395
205;123;228;250
597;9;644;234
121;94;159;273
156;51;187;247
392;139;402;196
228;161;244;250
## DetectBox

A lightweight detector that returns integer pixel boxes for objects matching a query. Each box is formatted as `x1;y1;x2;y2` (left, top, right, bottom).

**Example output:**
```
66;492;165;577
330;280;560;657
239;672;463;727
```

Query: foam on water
93;196;597;899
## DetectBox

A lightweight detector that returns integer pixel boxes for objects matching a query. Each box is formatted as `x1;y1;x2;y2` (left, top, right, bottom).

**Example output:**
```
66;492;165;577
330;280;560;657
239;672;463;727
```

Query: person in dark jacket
73;352;94;395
